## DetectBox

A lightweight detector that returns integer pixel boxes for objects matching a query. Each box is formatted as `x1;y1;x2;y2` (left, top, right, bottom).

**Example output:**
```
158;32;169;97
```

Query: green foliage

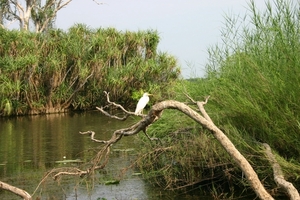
136;0;300;196
0;25;180;115
205;0;300;161
136;82;277;196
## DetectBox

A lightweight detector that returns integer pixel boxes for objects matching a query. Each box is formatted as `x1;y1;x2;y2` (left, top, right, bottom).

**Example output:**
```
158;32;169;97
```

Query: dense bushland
0;25;180;116
136;0;300;198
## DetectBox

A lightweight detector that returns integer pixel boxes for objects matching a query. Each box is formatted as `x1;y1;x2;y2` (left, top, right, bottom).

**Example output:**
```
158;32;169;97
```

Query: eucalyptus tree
0;0;13;28
0;0;72;32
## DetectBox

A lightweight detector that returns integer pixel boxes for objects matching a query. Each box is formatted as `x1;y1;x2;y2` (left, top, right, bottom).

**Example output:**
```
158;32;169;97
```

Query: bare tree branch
37;0;72;32
92;0;105;5
263;143;300;200
93;93;274;200
3;0;73;32
103;91;136;115
152;100;274;199
32;93;288;199
79;131;109;143
96;106;129;121
196;96;213;123
0;181;32;200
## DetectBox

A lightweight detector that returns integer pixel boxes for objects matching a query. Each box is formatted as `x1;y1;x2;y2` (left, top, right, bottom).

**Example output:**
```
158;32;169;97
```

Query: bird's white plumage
135;93;151;115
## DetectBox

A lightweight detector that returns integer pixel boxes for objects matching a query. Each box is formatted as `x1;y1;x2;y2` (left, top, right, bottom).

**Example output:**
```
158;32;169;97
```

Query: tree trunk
150;100;274;200
96;93;276;199
263;143;300;200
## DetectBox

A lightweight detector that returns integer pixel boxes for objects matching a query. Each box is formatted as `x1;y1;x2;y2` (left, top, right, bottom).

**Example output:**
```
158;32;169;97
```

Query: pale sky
55;0;271;78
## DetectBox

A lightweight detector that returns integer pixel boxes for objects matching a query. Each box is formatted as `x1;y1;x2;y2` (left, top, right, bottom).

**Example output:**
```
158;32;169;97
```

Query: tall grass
205;0;300;161
136;0;300;197
135;105;278;197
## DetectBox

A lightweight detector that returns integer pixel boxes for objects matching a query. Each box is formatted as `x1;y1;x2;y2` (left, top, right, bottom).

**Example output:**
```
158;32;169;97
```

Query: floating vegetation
104;180;120;185
113;148;135;152
55;159;83;164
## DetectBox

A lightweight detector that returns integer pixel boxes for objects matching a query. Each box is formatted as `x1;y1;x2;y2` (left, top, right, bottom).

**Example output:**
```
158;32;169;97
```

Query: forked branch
3;92;296;199
94;92;274;200
37;92;292;200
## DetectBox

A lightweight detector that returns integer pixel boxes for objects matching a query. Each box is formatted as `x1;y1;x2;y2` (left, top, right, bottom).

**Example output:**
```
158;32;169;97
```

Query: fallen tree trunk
95;93;274;199
149;99;274;200
3;94;293;200
263;143;300;200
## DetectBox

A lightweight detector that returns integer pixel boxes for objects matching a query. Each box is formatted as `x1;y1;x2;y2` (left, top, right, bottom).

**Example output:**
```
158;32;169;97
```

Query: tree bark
4;0;72;32
263;143;300;200
149;99;274;200
96;94;275;199
2;95;277;200
0;181;32;200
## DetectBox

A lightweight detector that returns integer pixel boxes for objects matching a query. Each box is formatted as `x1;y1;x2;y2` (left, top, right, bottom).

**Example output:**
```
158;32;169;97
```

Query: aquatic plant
0;25;180;115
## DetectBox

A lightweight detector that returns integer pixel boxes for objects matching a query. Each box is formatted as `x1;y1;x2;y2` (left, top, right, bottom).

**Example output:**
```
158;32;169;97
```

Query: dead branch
95;91;159;141
0;181;32;200
53;116;154;179
151;100;274;199
48;91;287;199
79;131;107;143
53;167;88;180
89;143;111;171
104;91;131;114
99;91;148;118
43;92;161;180
96;106;129;121
263;143;300;200
92;0;105;5
92;92;274;199
2;92;294;199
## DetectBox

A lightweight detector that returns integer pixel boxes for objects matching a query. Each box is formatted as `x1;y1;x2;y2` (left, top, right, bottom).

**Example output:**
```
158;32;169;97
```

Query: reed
206;0;300;162
136;0;300;196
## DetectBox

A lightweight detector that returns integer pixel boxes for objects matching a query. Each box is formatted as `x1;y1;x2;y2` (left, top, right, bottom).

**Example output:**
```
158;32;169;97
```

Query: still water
0;111;206;200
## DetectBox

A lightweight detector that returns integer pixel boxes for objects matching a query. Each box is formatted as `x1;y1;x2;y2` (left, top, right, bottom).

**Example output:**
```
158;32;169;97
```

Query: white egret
135;92;152;115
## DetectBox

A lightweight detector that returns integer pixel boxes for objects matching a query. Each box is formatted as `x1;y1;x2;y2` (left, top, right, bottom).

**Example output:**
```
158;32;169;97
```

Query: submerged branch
79;131;108;143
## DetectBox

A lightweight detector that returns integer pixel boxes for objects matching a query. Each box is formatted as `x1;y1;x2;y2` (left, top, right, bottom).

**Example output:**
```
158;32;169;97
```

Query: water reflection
0;112;215;200
0;111;151;199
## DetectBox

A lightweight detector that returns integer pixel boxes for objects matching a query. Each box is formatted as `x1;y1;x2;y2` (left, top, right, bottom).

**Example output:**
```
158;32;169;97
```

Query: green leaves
0;25;180;115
